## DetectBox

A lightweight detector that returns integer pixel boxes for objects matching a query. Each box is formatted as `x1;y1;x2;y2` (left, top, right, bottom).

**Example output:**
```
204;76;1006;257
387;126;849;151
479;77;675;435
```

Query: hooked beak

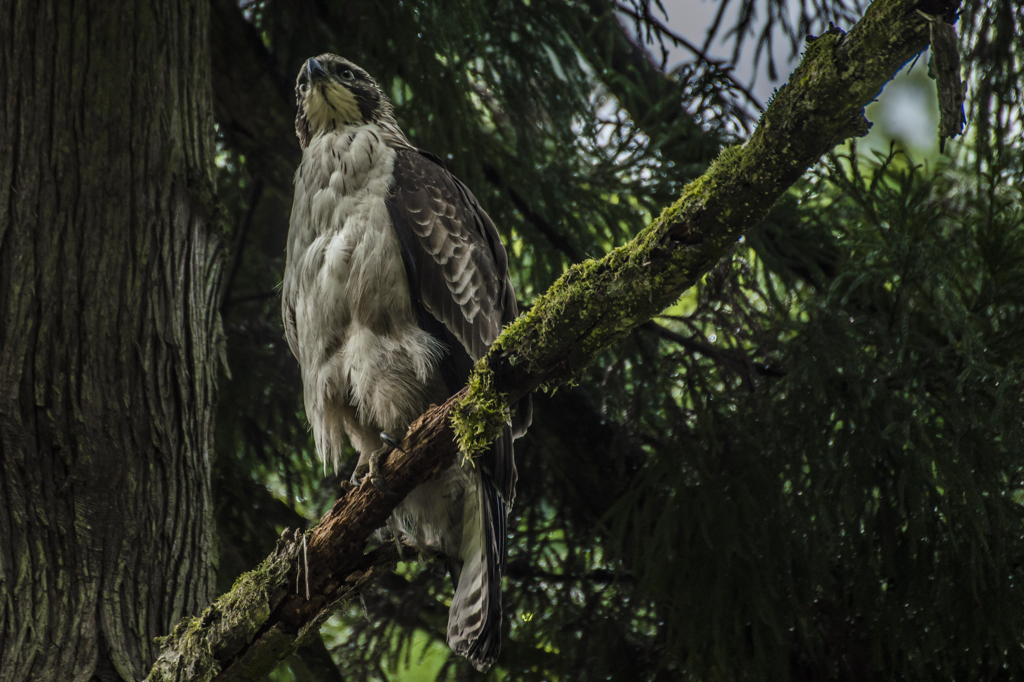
306;57;330;83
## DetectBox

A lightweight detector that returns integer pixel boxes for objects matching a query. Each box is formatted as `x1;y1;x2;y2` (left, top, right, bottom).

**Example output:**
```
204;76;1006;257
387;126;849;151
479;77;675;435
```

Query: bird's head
294;54;392;149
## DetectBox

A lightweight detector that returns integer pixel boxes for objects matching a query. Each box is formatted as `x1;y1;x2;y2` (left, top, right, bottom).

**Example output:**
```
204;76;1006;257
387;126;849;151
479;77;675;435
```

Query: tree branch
461;0;942;442
481;161;583;263
147;0;954;679
147;395;459;682
612;0;766;116
641;320;787;379
584;0;723;166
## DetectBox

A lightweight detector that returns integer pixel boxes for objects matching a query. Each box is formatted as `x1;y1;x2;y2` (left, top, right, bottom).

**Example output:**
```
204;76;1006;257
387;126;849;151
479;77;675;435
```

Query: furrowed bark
0;1;221;680
148;0;955;678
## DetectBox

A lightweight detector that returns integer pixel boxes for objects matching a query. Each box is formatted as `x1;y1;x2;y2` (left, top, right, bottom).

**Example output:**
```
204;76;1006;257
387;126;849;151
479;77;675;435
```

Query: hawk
282;54;530;671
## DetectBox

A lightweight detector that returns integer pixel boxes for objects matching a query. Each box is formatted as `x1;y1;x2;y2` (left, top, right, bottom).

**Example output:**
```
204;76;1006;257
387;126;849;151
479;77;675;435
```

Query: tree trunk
0;2;221;681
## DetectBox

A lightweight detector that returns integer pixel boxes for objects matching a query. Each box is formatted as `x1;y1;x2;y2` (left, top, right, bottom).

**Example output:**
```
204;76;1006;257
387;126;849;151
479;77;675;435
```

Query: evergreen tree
4;0;1022;681
208;1;1024;680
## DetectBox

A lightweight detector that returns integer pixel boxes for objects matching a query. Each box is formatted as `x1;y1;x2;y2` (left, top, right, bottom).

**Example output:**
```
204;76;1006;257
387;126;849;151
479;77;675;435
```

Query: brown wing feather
387;148;528;504
389;149;512;359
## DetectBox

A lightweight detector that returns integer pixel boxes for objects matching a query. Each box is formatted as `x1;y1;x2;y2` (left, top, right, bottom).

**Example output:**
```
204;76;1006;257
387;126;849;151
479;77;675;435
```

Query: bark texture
0;1;221;680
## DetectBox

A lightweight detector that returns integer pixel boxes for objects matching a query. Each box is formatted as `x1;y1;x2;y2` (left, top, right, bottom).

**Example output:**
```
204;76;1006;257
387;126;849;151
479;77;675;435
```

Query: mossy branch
148;0;956;678
450;365;510;459
146;393;461;682
452;0;951;450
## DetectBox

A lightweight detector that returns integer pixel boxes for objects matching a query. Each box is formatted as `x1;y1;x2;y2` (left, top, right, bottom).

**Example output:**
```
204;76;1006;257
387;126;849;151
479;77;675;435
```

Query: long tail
447;468;506;671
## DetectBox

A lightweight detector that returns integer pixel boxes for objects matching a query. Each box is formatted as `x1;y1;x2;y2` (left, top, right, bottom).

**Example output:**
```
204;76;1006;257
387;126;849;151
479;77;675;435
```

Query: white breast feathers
284;125;444;469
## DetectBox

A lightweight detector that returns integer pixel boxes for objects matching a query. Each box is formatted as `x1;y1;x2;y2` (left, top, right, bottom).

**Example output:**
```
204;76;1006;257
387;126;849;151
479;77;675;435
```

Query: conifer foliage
211;0;1024;679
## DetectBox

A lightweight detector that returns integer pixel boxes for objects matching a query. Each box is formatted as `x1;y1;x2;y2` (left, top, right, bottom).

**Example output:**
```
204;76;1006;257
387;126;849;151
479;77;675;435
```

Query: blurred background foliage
209;0;1024;679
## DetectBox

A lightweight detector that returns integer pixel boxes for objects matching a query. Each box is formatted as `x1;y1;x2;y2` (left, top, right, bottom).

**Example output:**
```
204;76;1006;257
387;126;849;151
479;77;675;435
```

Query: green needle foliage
211;1;1024;680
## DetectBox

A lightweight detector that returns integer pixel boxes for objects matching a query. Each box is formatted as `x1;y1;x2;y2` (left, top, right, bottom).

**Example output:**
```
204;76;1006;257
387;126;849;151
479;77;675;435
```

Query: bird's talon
379;431;406;453
368;447;388;490
367;445;401;497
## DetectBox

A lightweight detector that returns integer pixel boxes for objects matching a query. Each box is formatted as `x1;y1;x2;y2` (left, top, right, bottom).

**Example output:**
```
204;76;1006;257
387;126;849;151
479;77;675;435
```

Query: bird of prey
282;54;530;671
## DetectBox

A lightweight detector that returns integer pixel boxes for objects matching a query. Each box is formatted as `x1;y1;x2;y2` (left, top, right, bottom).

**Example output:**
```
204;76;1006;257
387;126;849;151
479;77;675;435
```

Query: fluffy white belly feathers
284;126;444;469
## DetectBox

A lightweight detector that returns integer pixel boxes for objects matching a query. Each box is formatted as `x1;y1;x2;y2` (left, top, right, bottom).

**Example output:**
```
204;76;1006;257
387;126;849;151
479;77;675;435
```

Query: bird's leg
353;432;406;494
366;444;390;491
368;431;409;492
393;536;410;562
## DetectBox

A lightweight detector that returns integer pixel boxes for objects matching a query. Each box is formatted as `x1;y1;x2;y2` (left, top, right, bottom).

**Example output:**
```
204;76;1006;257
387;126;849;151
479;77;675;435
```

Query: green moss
451;365;509;461
147;540;298;681
465;141;759;402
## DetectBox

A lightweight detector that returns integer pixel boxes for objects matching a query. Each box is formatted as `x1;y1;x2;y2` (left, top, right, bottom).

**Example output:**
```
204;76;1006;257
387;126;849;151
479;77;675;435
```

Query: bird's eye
299;82;309;94
340;69;355;80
